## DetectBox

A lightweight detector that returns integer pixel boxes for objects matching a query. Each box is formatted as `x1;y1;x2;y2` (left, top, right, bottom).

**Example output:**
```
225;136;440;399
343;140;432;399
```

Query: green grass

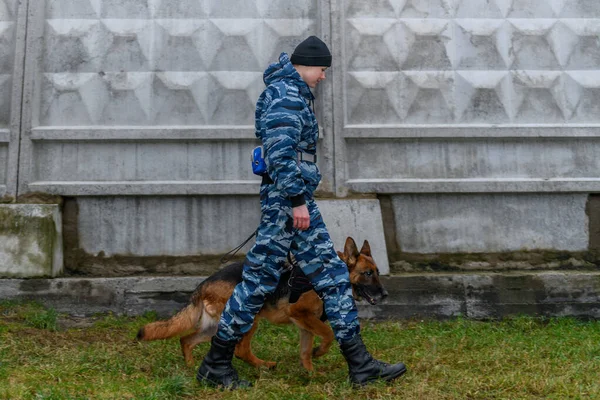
1;301;600;399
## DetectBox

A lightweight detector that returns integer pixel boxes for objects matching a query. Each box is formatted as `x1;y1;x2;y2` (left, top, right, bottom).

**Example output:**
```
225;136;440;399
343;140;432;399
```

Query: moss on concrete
390;249;600;274
62;249;243;277
16;192;64;205
0;195;15;204
0;206;58;278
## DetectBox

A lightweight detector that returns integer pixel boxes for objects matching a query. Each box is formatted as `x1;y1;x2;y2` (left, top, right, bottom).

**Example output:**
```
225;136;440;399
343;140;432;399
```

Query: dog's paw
312;346;326;358
300;359;314;372
185;359;195;368
264;361;277;369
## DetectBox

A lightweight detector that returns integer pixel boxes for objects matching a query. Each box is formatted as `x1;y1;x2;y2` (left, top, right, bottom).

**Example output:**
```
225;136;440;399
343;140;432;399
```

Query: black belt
297;152;317;163
261;174;274;185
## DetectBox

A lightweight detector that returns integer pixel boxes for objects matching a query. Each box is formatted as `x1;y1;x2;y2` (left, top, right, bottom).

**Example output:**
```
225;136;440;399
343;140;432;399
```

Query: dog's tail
136;303;202;341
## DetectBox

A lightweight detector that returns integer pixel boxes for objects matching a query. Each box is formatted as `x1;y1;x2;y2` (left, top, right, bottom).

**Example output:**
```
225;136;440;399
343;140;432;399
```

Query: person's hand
292;204;310;230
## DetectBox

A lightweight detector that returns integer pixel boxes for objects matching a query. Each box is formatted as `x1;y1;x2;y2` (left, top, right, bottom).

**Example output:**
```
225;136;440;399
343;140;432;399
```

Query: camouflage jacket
255;52;321;207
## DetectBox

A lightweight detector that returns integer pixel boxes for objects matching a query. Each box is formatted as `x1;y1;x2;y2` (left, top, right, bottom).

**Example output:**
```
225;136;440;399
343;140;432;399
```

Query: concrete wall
3;1;600;276
331;0;600;256
17;0;333;197
392;194;588;253
0;0;25;199
60;196;389;275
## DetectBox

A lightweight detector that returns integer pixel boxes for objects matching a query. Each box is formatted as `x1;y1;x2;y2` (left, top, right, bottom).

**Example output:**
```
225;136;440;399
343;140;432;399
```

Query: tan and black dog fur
137;237;388;371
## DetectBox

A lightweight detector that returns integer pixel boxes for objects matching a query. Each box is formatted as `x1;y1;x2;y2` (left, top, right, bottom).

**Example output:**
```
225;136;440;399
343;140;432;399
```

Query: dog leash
220;229;257;264
220;231;300;266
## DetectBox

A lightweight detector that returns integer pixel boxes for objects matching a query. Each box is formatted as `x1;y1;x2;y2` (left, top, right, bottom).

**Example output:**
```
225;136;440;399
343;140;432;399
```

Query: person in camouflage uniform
197;36;407;389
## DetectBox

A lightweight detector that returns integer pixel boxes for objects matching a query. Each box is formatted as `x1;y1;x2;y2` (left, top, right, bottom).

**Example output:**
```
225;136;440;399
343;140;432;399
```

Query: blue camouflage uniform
216;52;360;344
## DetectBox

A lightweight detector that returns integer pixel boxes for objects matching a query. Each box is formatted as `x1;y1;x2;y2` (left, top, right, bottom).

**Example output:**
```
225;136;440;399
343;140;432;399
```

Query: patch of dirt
56;316;100;330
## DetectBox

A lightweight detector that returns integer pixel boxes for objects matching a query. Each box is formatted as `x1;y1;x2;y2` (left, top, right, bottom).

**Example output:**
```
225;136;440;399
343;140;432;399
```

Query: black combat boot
196;336;251;389
340;335;407;386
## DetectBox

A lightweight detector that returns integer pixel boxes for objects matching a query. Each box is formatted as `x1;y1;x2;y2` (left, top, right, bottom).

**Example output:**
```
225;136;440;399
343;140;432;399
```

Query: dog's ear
360;240;372;257
343;237;359;266
337;250;346;263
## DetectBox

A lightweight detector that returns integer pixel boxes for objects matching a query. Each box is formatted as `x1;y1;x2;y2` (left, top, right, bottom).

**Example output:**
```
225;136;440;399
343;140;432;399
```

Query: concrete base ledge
2;271;600;319
0;204;63;278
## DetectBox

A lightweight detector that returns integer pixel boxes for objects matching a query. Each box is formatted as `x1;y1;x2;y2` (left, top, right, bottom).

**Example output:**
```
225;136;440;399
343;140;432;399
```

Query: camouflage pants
216;183;360;343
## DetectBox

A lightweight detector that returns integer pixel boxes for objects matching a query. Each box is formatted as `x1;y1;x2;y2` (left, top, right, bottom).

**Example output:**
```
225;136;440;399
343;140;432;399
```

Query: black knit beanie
291;36;332;67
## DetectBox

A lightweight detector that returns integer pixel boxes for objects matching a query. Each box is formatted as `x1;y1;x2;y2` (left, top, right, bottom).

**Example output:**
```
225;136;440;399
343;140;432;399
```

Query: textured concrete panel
333;0;600;197
6;0;600;261
31;141;261;182
342;57;600;124
35;9;316;125
0;204;63;277
37;71;266;126
75;196;390;273
18;0;335;197
318;199;389;275
392;194;588;253
346;138;600;180
76;196;261;256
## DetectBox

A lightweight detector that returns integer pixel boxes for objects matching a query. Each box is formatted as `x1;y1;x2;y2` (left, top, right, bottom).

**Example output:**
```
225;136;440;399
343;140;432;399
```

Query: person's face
295;65;328;89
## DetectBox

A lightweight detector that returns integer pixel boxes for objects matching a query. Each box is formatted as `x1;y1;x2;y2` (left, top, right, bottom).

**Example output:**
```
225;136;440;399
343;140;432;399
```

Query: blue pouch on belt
251;146;267;176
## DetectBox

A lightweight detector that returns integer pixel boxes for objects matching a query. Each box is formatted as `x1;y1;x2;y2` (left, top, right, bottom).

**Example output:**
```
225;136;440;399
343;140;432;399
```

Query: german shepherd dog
137;237;388;371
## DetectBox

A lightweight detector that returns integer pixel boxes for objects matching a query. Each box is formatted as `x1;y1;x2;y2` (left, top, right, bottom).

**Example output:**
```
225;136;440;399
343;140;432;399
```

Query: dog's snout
381;288;389;299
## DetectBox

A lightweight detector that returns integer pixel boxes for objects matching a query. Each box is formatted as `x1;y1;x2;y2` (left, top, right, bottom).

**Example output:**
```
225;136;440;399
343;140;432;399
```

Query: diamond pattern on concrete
509;19;561;69
565;71;600;123
454;19;509;69
343;0;600;124
455;71;511;123
40;73;105;125
399;0;455;18
512;71;565;123
347;71;405;124
34;0;600;126
36;0;316;127
404;71;454;123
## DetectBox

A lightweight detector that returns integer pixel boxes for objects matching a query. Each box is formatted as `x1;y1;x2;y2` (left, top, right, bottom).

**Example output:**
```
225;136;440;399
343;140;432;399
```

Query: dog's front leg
298;328;315;371
290;312;335;368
